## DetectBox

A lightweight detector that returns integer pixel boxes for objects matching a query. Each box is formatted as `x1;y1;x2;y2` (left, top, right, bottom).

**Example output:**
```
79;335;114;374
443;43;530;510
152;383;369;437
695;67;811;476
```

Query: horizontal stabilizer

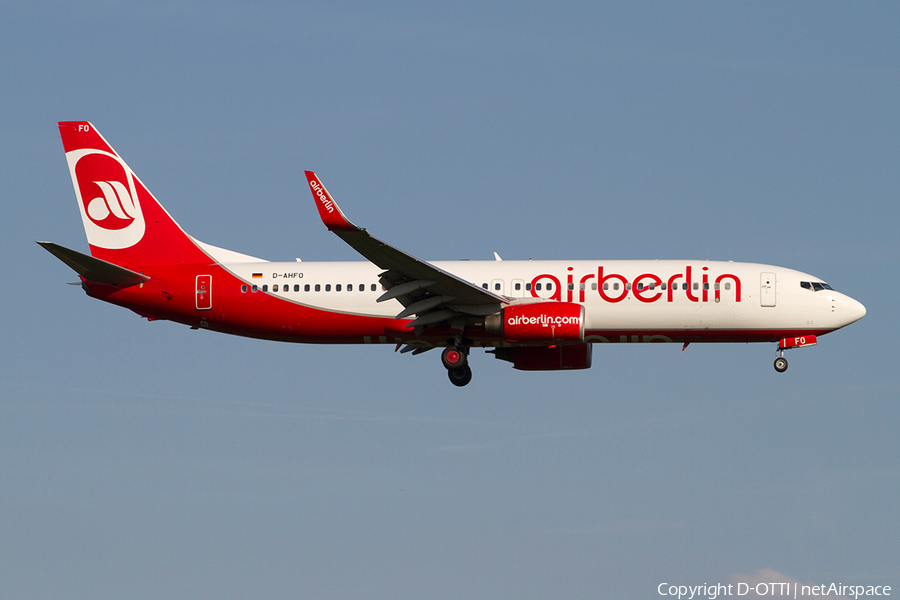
38;241;150;287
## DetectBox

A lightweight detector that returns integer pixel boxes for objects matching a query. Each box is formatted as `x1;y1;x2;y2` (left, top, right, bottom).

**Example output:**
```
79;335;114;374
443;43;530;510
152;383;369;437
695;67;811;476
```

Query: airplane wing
304;171;505;330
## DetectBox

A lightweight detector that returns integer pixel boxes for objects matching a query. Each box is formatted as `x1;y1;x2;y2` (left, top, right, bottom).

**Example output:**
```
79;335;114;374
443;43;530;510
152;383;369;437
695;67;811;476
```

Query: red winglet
305;171;356;231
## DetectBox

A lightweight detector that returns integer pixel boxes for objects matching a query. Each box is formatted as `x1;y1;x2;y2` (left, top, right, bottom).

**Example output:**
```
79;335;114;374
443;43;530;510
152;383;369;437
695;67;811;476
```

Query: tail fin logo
87;180;138;223
67;149;146;249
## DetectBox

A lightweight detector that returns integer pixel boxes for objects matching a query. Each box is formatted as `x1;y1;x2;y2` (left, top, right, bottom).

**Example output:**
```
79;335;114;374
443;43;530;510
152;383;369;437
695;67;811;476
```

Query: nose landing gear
774;345;789;372
773;334;817;373
774;345;789;373
774;355;788;373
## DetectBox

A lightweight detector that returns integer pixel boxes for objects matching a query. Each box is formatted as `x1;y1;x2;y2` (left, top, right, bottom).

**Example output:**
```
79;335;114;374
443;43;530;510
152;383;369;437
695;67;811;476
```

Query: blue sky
2;2;897;598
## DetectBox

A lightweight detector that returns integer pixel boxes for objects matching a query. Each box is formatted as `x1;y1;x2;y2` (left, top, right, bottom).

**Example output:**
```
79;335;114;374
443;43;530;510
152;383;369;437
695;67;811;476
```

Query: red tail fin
58;121;208;269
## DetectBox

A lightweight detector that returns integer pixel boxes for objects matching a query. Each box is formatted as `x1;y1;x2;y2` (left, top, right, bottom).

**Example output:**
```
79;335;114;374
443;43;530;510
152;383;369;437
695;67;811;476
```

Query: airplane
41;121;867;387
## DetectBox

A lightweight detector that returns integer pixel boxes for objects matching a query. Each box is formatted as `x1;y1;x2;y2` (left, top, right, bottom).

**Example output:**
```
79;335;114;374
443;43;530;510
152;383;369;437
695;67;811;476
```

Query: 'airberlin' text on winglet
309;180;333;213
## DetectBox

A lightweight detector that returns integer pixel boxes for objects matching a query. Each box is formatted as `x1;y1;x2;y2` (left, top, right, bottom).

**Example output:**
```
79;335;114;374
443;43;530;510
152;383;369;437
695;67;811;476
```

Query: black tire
441;346;467;370
448;364;473;387
774;357;788;373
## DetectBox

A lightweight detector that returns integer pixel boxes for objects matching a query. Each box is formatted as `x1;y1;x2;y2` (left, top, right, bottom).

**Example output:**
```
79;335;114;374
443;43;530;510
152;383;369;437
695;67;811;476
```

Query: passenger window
693;283;699;290
494;283;501;291
546;283;553;291
335;284;341;292
482;283;488;289
568;283;574;291
580;283;585;290
682;283;688;290
325;284;331;292
273;284;279;292
526;283;532;291
262;284;268;292
612;283;619;291
371;284;377;291
661;283;666;290
304;284;310;292
294;284;300;292
514;283;521;291
315;284;321;292
714;283;720;290
241;285;247;293
636;283;644;291
703;283;709;290
347;284;353;291
591;283;597;290
725;282;731;290
625;283;631;291
251;285;258;292
535;283;542;291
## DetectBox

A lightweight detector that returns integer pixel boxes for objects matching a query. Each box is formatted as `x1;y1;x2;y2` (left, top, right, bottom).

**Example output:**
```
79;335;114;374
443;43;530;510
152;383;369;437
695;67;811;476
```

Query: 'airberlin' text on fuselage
530;265;742;304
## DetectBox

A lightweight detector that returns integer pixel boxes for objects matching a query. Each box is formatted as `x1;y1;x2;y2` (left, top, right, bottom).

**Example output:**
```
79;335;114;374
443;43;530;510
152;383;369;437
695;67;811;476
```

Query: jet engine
490;344;593;371
484;302;585;343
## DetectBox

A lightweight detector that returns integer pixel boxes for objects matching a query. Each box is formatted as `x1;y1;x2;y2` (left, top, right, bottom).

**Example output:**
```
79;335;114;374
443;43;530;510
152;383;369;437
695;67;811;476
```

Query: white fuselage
222;258;865;343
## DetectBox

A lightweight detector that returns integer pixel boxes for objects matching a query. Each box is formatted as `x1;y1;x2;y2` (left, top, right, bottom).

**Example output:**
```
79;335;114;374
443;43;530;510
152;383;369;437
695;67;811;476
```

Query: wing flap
377;279;435;303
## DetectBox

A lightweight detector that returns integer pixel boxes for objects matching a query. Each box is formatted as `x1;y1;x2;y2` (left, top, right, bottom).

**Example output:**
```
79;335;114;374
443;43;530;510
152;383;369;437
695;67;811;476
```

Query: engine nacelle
491;344;593;371
485;302;585;343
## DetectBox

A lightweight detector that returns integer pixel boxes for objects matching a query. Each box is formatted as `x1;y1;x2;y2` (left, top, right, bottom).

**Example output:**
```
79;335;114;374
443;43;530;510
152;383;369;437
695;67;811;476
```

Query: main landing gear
442;344;472;387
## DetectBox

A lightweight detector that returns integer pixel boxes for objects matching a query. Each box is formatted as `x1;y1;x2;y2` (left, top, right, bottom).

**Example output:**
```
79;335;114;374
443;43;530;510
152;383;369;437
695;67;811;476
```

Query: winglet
304;171;357;231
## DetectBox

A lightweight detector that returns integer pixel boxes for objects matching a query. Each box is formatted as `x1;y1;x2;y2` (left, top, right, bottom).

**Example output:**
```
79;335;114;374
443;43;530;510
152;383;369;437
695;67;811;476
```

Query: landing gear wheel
774;357;788;373
448;364;473;387
441;346;467;370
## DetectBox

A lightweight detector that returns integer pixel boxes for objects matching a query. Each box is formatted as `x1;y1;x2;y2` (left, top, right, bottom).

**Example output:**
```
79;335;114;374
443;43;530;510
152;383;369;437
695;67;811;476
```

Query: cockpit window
801;281;834;292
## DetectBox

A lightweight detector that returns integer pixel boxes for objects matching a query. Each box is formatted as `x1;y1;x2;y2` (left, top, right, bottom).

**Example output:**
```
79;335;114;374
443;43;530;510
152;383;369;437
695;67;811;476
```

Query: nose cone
840;296;867;327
